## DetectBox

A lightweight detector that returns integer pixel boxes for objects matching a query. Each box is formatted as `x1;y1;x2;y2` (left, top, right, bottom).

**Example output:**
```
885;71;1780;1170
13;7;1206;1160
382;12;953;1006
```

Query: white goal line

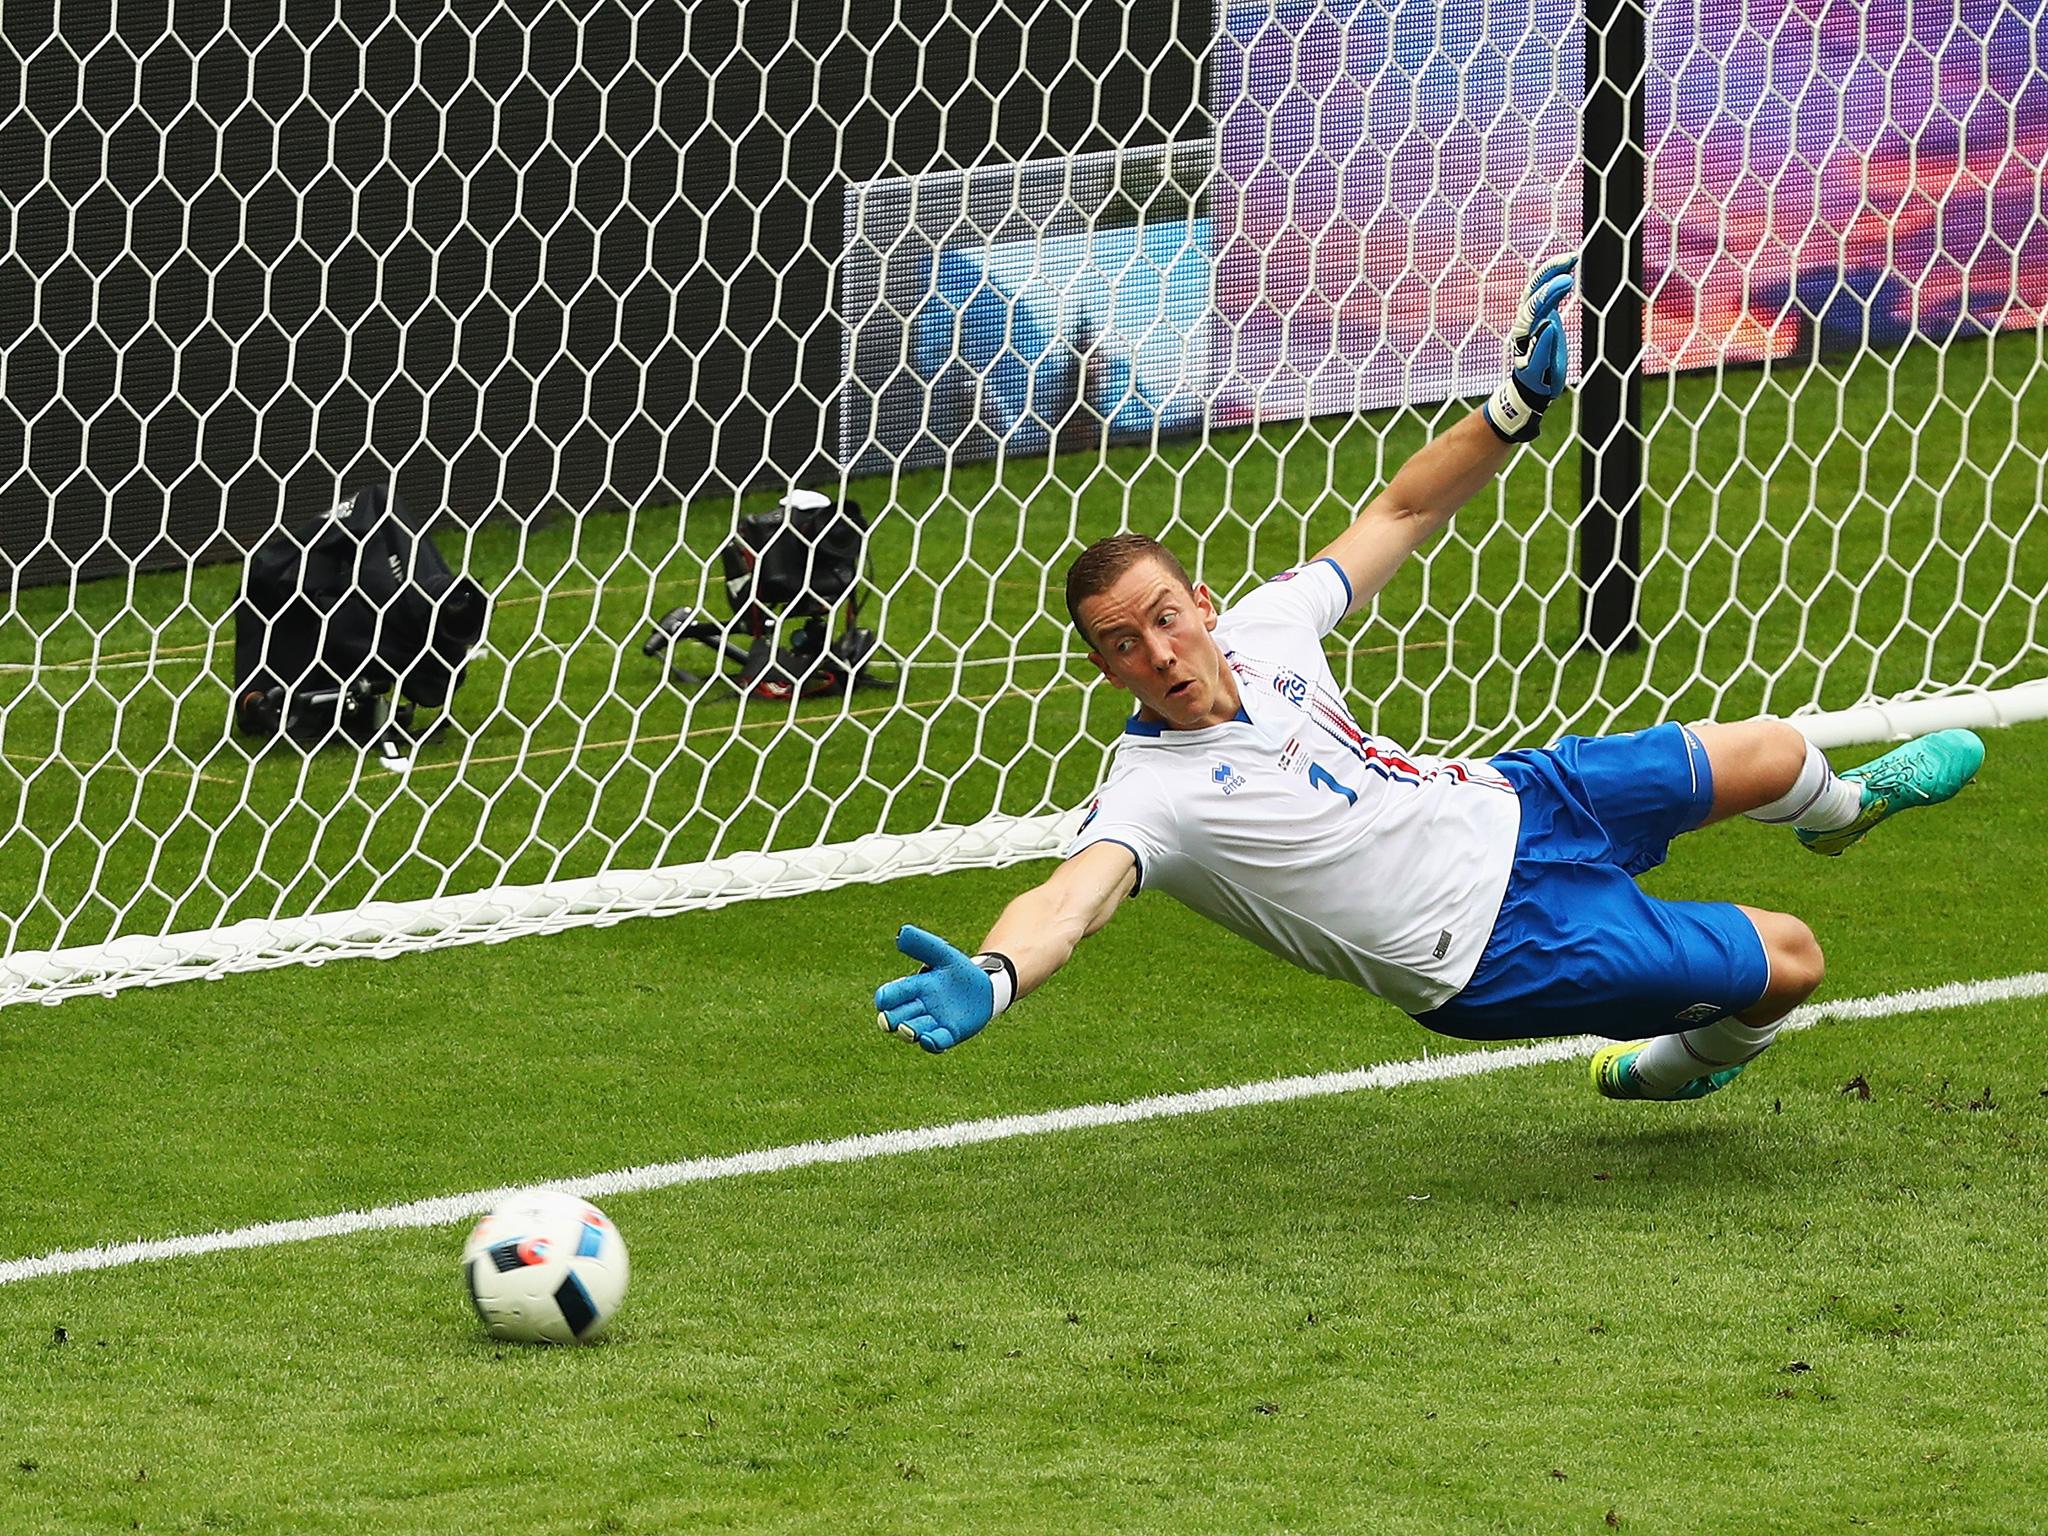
3;969;2043;1290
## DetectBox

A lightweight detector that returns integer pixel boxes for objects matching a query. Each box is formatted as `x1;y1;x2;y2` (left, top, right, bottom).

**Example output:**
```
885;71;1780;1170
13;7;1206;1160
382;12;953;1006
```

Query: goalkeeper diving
874;257;1985;1100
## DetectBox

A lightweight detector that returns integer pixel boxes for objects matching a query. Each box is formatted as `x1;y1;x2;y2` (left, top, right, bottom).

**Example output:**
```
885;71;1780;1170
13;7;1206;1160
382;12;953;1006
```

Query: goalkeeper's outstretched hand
1483;255;1577;443
875;924;994;1053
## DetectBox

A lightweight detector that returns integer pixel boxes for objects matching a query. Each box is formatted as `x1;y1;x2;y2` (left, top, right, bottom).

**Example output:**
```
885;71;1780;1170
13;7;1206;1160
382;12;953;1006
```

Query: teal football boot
1590;1041;1749;1102
1796;728;1984;857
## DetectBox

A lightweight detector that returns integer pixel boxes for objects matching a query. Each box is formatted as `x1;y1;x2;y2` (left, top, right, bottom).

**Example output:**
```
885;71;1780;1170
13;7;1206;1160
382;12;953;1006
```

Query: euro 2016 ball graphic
463;1190;629;1344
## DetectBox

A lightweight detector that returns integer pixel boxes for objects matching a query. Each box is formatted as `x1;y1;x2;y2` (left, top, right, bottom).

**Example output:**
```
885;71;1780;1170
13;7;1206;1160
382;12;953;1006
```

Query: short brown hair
1064;533;1196;646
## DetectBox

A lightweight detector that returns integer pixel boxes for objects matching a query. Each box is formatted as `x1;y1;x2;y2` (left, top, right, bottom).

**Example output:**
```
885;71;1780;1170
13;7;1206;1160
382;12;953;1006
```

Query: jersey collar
1123;703;1253;738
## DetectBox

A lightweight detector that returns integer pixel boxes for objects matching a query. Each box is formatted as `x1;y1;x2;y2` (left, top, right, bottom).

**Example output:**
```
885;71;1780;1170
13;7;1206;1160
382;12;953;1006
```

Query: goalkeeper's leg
1599;719;1980;1097
1685;719;1862;830
1594;906;1824;1100
1686;718;1983;851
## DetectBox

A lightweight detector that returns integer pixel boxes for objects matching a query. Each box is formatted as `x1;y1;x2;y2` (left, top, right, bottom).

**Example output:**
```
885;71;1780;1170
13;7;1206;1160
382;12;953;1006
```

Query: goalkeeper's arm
1314;255;1576;622
875;841;1137;1052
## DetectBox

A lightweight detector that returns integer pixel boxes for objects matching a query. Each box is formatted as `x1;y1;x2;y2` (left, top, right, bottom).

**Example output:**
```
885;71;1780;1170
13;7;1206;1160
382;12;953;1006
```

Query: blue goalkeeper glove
1483;255;1577;443
874;925;1016;1053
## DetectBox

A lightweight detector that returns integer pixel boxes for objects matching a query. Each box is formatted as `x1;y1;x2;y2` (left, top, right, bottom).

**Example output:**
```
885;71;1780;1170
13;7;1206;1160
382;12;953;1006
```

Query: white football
463;1190;629;1344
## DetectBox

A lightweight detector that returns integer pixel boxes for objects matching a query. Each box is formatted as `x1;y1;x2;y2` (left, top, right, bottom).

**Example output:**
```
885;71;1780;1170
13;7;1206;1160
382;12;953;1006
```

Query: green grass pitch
0;719;2043;1533
0;334;2044;1531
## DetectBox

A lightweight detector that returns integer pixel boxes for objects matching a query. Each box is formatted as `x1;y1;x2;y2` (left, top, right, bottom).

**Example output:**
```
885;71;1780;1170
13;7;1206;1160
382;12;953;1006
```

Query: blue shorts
1409;723;1770;1043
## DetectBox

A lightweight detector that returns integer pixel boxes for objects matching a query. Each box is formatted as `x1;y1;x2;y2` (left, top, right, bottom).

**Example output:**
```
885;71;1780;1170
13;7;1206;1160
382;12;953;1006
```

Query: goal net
4;0;2044;1004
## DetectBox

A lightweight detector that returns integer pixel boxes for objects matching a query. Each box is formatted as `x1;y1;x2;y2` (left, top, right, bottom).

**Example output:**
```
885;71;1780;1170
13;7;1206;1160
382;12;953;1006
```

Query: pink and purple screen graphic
1212;0;2048;426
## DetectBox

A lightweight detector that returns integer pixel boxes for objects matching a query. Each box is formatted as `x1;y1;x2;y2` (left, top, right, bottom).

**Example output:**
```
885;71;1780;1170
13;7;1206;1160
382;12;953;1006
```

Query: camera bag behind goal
642;489;885;701
233;484;489;748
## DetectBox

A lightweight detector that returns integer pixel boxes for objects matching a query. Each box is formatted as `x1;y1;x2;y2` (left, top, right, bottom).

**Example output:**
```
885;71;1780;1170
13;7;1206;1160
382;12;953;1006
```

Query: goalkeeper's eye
1111;609;1175;655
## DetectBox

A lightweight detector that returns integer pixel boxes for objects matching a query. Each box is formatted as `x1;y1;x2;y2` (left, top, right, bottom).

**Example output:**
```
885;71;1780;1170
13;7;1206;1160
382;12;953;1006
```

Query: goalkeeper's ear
1083;648;1127;691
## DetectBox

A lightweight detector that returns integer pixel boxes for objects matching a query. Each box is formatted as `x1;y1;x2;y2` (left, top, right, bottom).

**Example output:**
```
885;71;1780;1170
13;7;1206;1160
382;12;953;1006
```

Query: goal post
1580;0;1646;655
3;0;2045;1008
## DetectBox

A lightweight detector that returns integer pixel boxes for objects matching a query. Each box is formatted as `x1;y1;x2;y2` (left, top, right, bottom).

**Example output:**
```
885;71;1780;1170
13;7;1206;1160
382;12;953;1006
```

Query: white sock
1630;1015;1780;1094
1743;739;1864;831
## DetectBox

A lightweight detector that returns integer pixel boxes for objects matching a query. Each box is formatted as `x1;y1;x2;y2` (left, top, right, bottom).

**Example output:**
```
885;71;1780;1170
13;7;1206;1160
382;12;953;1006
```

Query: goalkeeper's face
1078;559;1240;730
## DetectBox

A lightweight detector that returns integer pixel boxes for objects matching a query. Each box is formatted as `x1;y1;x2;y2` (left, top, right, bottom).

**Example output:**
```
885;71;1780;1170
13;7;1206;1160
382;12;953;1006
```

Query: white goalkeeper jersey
1065;558;1521;1013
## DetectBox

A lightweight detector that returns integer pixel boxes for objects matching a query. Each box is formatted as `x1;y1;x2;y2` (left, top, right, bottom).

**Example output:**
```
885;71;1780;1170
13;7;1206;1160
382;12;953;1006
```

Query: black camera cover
233;484;488;742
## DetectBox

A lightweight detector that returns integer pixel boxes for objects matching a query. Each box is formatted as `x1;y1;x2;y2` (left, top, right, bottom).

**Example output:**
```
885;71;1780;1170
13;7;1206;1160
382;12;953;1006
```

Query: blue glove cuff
973;952;1019;1015
1484;376;1548;442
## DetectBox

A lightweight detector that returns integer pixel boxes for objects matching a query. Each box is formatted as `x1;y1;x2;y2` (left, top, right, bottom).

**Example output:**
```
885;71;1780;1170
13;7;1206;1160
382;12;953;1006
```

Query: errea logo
1212;762;1247;795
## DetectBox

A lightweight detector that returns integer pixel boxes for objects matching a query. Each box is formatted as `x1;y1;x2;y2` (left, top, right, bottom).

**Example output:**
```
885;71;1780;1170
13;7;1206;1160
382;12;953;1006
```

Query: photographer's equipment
643;489;885;702
233;484;489;749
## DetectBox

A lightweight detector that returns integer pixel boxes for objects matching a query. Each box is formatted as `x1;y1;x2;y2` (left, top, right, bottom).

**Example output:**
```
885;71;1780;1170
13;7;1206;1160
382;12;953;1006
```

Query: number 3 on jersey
1307;761;1357;807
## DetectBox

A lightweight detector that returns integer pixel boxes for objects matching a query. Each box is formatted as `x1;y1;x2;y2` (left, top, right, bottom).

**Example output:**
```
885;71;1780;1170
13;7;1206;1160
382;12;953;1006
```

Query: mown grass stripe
4;969;2044;1289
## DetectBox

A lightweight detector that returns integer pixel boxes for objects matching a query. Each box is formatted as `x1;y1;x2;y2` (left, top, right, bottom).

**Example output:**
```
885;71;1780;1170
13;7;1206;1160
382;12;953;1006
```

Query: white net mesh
3;0;2044;1002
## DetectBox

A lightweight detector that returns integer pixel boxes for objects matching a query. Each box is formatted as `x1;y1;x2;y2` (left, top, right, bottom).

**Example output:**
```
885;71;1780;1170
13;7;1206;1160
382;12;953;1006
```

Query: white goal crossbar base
9;681;2044;1012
